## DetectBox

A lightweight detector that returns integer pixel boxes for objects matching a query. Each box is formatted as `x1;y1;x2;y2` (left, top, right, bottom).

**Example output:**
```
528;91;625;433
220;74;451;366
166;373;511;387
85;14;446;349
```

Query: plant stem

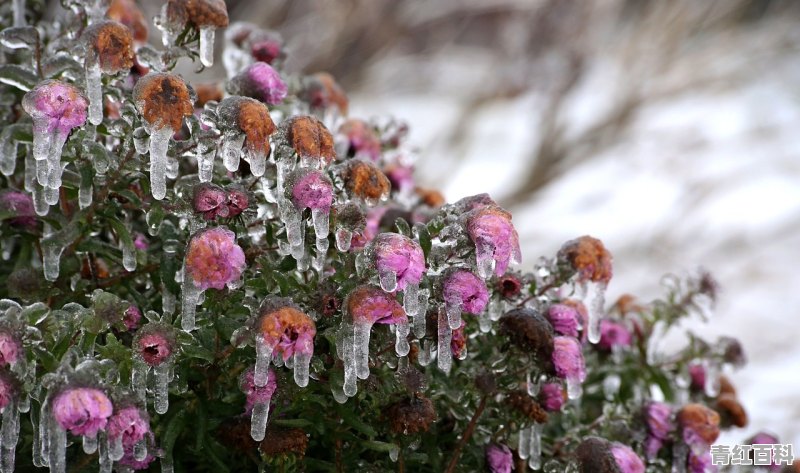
444;394;488;473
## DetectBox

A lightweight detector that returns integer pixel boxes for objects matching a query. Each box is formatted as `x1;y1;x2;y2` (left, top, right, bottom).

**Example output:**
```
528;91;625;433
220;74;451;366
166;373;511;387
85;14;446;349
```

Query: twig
444;394;489;473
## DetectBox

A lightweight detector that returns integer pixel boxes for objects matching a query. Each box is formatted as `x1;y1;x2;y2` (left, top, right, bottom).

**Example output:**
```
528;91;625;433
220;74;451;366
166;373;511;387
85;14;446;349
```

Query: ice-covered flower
443;270;489;314
240;366;278;414
132;73;194;132
134;328;174;367
688;363;705;391
83;20;135;73
451;322;467;360
497;274;522;299
22;80;88;135
557;235;613;284
342;159;391;205
597;320;632;351
552;336;586;383
122;305;142;331
539;383;565;412
546;304;582;338
282;115;336;165
119;452;156;470
52;387;114;437
107;406;150;449
227;62;287;105
301;72;349;115
217;96;276;159
226;187;249;217
678;403;720;450
133;233;149;250
192;183;229;220
498;308;554;362
107;0;149;43
259;306;316;362
371;233;426;291
0;190;36;229
384;163;415;192
346;286;406;325
716;393;747;428
0;331;21;366
289;170;334;211
164;0;229;35
0;371;17;410
610;442;645;473
644;401;673;440
340;119;381;161
485;443;514;473
466;206;521;277
687;450;717;473
184;226;246;290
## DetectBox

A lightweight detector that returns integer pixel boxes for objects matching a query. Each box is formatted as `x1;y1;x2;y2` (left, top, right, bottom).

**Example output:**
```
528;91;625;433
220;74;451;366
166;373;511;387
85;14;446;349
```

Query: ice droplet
603;373;621;400
354;322;372;380
32;182;48;216
149;126;172;200
437;308;452;373
249;400;270;442
110;433;124;461
78;180;93;209
293;350;311;387
417;339;433;366
48;413;67;473
154;362;171;414
403;284;419;317
586;281;606;344
475;242;495;279
222;132;245;172
566;376;583;400
254;336;274;387
395;320;410;357
41;238;65;282
518;425;531;460
311;208;330;240
86;60;103;126
526;372;542;397
122;237;137;272
445;301;462;330
134;438;147;461
246;148;266;177
335;229;352;252
44;184;59;207
133;127;149;155
1;399;20;472
82;433;98;454
98;433;112;473
342;323;357;397
197;142;216;182
478;310;492;333
389;445;400;462
379;270;397;293
180;278;202;332
0;124;21;176
198;26;216;67
161;455;174;473
528;423;542;470
703;360;721;397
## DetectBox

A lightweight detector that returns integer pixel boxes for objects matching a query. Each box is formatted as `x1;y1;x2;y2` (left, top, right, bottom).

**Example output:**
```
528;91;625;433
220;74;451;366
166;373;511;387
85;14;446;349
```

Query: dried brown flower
678;403;721;445
558;235;613;284
259;427;308;458
415;187;446;208
84;20;135;72
107;0;148;43
385;395;436;434
575;437;619;473
132;73;194;132
498;308;554;367
238;99;275;156
506;390;548;424
166;0;229;28
283;116;336;165
342;160;391;203
192;82;223;107
716;394;748;428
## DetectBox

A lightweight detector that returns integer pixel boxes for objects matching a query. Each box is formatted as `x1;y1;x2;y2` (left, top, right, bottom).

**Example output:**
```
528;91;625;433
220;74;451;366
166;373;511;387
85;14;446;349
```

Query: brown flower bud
415;187;446;208
132;73;194;132
192;82;223;107
216;417;258;453
385;395;436;434
83;20;135;73
342;160;391;204
107;0;149;43
677;403;720;445
259;427;308;458
575;437;619;473
166;0;229;29
498;308;554;366
302;72;348;115
283;116;336;165
506;390;548;424
716;394;747;428
719;375;736;396
558;235;613;284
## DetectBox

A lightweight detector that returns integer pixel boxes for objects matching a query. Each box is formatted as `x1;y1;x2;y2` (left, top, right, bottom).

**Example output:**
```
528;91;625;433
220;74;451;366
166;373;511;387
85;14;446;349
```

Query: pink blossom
485;443;514;473
107;406;150;449
240;366;278;414
123;305;142;331
228;62;287;105
290;170;334;211
185;227;246;290
597;320;633;351
0;190;36;229
442;270;489;314
372;233;426;291
0;332;21;366
22;80;88;134
192;183;229;220
259;306;316;362
226;187;249;217
346;286;407;325
687;450;717;473
52;387;114;437
133;233;148;250
0;371;16;410
135;331;173;367
610;443;645;473
539;383;565;412
466;207;521;277
552;336;586;383
546;304;582;338
118;452;155;470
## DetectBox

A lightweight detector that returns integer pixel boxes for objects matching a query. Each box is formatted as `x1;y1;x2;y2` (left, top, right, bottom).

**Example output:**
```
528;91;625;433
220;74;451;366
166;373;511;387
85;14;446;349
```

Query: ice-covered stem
164;0;229;66
443;394;488;473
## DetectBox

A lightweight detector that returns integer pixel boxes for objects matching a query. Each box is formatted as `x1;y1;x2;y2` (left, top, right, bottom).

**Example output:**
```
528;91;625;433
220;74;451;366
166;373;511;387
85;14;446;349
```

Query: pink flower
539;383;565;412
228;62;287;105
350;206;387;250
290;170;334;211
552;336;586;383
133;233;148;250
0;371;16;410
259;304;316;362
135;330;173;367
240;366;278;414
443;270;489;314
339;119;381;161
107;406;150;449
346;286;406;325
466;206;521;277
52;387;114;437
597;320;632;351
123;305;142;331
251;38;282;64
384;164;414;192
193;183;229;220
497;274;522;299
226;187;249;217
610;443;645;473
185;227;246;290
546;304;582;338
0;332;21;366
687;450;717;473
644;402;673;440
371;233;426;291
485;443;514;473
451;322;467;360
119;452;155;470
688;363;705;391
22;80;88;134
0;190;36;229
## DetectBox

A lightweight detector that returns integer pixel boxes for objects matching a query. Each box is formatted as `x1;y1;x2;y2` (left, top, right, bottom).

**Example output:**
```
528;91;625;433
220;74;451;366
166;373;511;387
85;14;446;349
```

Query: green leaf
0;65;38;91
362;440;396;452
416;223;432;259
395;217;411;236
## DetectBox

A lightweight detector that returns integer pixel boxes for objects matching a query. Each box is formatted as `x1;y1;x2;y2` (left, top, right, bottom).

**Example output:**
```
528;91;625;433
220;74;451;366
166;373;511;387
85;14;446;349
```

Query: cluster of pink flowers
192;184;249;220
240;366;278;414
184;227;246;290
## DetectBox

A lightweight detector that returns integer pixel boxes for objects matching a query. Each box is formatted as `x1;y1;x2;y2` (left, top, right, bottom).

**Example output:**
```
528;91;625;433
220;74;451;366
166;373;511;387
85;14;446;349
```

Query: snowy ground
350;52;800;448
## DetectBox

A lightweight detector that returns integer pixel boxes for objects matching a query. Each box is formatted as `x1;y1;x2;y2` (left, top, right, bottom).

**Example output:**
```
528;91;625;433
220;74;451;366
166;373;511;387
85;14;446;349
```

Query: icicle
389;445;400;462
86;60;103;125
32;182;48;216
148;126;173;200
586;282;606;344
44;131;67;191
488;298;503;321
403;284;419;317
603;373;621;400
478;310;492;333
47;414;67;473
335;229;352;252
110;433;124;461
311;208;330;240
134;439;147;461
249;400;270;442
131;360;148;402
518;425;532;460
0;125;19;176
417;340;432;366
703;360;721;397
342;323;357;397
395;320;410;357
412;312;426;340
78;181;92;209
198;26;216;67
354;322;372;380
475;243;495;279
528;423;542;470
221;132;245;172
254;336;274;387
13;0;25;27
527;372;542;397
331;383;348;404
154;362;171;414
566;376;583;400
133;127;149;155
82;433;98;454
646;320;666;365
246;149;266;177
379;270;397;293
282;208;303;248
1;399;19;473
162;287;176;316
98;433;112;473
44;185;58;207
445;301;462;330
24;153;35;192
41;238;65;282
437;308;452;373
197;143;215;183
180;278;201;332
122;237;136;272
33;400;48;468
161;455;174;473
293;350;311;387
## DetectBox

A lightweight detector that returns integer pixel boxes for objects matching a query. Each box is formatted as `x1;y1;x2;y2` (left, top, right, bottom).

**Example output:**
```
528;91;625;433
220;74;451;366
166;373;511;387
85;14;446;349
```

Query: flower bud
301;72;348;115
597;320;632;351
287;170;334;211
52;387;114;436
370;233;426;291
610;442;646;473
678;403;720;447
443;270;489;315
227;62;286;106
258;302;316;362
342;159;391;205
0;190;36;229
485;444;514;473
497;274;522;299
217;96;276;158
715;393;747;428
345;286;406;325
539;383;566;412
107;406;150;450
185;226;246;290
23;80;88;135
546;304;582;338
83;20;135;73
466;205;521;277
226;186;249;217
108;0;149;43
132;73;194;132
498;308;554;364
165;0;229;30
644;401;673;441
192;183;229;220
385;395;436;434
339;119;381;161
134;324;175;367
506;390;548;423
552;336;586;383
282;115;336;165
557;235;613;284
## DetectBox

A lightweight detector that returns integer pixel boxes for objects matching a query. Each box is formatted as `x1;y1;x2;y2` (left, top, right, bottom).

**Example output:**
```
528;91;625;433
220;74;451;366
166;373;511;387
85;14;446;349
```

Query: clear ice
395;320;410;357
221;132;245;172
153;362;172;414
148;126;173;200
437;308;452;373
445;301;462;330
250;400;270;442
198;27;216;67
254;336;274;387
13;0;25;27
379;270;397;293
293;350;311;387
180;278;202;332
518;425;531;460
528;423;542;470
566;376;583;400
311;208;329;240
585;281;607;344
86;60;103;126
335;229;352;252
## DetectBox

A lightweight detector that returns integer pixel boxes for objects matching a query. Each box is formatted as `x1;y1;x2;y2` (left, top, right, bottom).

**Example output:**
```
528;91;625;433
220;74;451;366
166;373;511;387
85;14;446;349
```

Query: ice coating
558;235;613;284
282;115;336;167
552;336;586;399
339;119;381;161
51;388;113;437
288;170;334;211
437;308;453;373
184;226;246;291
256;301;316;388
227;62;287;105
217;96;275;176
301;72;349;115
342;160;391;206
465;206;521;278
240;367;277;441
82;20;135;125
0;332;20;367
106;406;150;456
133;326;175;367
546;303;582;338
370;233;426;292
442;270;488;331
610;442;645;473
192;183;229;220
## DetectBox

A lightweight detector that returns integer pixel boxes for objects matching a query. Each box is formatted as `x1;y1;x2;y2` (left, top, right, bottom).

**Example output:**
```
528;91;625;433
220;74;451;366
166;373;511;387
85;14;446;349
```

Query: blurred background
157;0;800;447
